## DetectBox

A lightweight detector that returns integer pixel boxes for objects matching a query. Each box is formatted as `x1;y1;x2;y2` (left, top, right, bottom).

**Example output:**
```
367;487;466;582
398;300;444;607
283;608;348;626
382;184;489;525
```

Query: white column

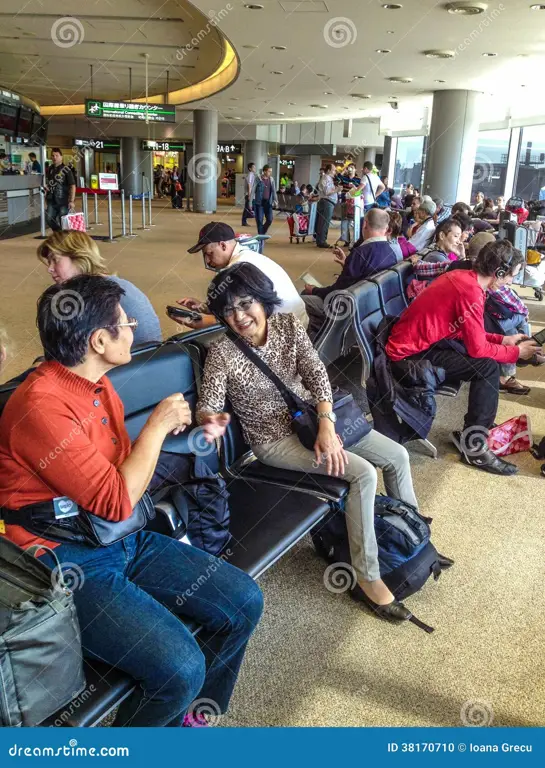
424;90;481;205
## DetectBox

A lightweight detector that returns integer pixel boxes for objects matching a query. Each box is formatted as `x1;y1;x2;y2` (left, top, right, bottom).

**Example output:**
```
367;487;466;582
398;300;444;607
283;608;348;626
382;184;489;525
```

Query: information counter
0;175;42;237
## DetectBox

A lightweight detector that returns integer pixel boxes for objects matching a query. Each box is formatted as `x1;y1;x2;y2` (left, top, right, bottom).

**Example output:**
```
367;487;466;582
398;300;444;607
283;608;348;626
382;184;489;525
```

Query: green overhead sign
85;100;176;123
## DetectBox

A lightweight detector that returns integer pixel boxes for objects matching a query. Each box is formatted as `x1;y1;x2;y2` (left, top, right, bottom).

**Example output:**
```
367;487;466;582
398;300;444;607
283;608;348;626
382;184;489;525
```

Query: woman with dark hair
0;274;263;727
387;210;416;261
413;218;464;264
197;262;419;624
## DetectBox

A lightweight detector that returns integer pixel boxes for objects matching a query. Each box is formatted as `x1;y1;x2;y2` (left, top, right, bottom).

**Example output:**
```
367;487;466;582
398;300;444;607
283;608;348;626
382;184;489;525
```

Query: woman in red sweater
0;275;263;727
386;241;540;476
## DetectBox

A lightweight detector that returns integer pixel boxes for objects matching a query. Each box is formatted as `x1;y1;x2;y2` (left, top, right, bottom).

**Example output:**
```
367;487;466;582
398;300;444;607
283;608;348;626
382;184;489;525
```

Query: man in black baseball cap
169;221;308;331
187;222;237;255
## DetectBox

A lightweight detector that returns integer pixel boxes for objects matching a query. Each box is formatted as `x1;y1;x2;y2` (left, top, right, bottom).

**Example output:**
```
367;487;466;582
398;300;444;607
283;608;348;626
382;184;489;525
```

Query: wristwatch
317;411;337;424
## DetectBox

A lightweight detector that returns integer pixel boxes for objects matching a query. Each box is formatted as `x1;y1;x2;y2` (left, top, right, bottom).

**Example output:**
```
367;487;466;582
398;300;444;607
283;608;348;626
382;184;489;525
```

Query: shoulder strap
367;174;376;201
227;332;301;413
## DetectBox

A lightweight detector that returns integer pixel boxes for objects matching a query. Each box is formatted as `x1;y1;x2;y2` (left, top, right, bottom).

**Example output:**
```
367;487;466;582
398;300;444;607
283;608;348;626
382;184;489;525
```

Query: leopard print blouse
196;313;333;446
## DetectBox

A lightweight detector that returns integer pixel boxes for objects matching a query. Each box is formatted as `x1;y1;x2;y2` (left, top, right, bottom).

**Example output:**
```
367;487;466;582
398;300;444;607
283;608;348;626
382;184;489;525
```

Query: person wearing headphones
385;241;541;476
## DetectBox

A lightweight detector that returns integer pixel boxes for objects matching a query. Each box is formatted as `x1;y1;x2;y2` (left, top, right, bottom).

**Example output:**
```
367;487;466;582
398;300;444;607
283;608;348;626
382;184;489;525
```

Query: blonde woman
37;231;161;346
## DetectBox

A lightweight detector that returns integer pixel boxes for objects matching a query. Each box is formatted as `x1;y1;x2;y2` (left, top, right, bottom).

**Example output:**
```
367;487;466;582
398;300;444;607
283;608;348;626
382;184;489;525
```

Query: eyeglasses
222;299;255;319
106;317;139;330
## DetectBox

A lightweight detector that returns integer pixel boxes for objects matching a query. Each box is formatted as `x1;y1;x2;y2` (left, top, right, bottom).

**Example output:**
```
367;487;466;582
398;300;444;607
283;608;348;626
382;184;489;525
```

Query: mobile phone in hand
166;305;202;322
532;328;545;346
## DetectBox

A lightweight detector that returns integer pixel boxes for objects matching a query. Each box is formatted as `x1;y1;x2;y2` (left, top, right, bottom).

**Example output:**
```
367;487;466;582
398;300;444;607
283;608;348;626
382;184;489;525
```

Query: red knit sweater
386;269;520;364
0;361;132;550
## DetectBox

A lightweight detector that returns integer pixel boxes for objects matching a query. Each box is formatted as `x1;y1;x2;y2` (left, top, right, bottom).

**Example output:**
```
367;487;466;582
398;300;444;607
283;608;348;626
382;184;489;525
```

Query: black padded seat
351;281;385;369
225;478;329;578
236;459;349;503
371;269;408;317
389;260;414;296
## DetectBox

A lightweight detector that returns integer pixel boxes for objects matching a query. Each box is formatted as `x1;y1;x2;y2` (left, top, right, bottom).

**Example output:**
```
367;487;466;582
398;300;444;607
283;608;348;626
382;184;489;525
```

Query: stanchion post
40;187;46;237
148;190;153;227
107;190;114;243
141;193;149;230
93;193;103;226
128;194;137;237
120;190;126;236
82;192;89;230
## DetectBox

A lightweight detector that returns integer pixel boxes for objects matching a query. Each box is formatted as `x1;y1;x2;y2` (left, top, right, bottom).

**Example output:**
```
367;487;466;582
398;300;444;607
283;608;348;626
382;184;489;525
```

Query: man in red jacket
386;241;540;475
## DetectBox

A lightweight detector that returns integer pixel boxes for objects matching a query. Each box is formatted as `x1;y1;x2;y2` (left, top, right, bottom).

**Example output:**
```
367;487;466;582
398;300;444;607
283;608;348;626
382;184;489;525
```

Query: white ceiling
186;0;545;126
1;0;544;131
0;0;225;105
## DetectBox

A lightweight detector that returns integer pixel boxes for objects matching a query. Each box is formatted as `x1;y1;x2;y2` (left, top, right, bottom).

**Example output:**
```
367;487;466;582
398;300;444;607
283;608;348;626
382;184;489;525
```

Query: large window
393;136;424;194
514;126;545;201
471;129;511;203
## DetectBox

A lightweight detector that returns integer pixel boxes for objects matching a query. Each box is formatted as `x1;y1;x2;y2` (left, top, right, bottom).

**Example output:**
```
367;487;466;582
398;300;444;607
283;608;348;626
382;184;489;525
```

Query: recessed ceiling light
376;49;391;54
288;102;296;105
517;54;529;57
268;111;285;115
482;52;497;57
350;93;371;99
445;2;488;13
242;44;259;49
324;91;333;95
250;109;258;113
309;104;328;109
271;70;283;75
424;49;455;58
382;3;403;7
343;106;350;109
256;86;266;90
386;30;395;33
271;45;287;50
232;117;242;120
316;73;328;77
244;3;264;8
388;76;413;83
230;97;239;100
530;4;545;8
434;79;446;83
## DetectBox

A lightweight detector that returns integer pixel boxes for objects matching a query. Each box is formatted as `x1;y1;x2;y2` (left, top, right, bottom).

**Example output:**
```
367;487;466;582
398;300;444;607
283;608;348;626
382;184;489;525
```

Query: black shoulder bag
0;493;155;548
228;334;370;450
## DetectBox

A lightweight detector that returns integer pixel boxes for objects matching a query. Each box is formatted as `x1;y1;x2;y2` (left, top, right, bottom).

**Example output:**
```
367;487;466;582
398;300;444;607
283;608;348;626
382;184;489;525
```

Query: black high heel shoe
351;585;434;633
350;584;412;621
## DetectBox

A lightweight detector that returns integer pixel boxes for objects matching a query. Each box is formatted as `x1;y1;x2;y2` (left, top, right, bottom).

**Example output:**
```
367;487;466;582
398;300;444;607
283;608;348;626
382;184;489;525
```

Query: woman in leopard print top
197;263;419;624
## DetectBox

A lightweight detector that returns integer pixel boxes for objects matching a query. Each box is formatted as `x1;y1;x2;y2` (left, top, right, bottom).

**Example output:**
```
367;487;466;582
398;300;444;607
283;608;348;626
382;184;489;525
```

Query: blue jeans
39;531;263;727
46;202;69;231
255;198;273;234
497;313;530;377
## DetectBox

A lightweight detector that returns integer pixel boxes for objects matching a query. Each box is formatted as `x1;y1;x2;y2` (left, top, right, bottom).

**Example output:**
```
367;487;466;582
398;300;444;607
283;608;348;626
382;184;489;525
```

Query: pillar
120;137;147;196
423;90;481;205
381;137;393;179
293;155;322;187
363;148;376;165
244;140;268;175
192;109;219;214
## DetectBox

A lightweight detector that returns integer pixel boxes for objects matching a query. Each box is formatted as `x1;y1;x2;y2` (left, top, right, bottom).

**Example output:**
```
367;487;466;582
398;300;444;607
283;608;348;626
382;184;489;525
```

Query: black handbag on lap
228;334;370;450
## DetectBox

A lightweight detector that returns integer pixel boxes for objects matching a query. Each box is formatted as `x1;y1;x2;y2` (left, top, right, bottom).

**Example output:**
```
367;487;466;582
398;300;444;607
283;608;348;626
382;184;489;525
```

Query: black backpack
151;454;231;556
311;496;452;632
